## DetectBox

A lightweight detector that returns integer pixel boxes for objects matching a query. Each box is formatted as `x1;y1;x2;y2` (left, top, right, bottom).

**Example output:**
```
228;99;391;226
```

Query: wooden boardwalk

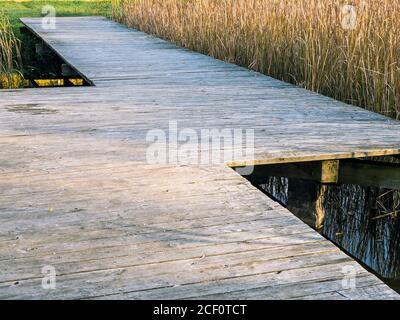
0;16;399;299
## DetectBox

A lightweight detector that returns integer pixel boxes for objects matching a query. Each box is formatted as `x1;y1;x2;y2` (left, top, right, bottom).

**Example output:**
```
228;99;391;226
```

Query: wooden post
287;179;328;232
315;185;327;232
244;160;338;232
321;160;339;184
287;179;319;228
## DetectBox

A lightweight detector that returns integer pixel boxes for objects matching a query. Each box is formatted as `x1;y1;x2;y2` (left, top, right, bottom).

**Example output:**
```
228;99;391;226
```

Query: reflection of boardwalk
0;17;399;299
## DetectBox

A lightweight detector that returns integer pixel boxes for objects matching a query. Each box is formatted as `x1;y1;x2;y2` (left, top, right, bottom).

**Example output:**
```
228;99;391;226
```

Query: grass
1;0;111;36
113;0;400;119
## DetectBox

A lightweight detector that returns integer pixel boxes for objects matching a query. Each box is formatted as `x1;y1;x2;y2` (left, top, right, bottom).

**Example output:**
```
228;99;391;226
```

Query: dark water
19;27;90;87
249;175;400;291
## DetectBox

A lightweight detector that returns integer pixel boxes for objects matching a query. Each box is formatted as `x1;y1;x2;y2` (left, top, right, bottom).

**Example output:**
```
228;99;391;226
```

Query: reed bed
113;0;400;119
0;11;23;89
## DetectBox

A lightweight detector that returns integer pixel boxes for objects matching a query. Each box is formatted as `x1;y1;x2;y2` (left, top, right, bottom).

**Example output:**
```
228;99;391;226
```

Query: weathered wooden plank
95;264;378;300
0;249;363;300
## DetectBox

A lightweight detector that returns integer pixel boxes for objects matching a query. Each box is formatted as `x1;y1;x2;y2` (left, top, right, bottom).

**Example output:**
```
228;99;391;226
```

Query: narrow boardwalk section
0;17;399;299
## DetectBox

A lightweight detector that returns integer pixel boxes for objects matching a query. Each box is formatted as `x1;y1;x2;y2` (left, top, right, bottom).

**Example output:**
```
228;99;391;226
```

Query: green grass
0;0;111;36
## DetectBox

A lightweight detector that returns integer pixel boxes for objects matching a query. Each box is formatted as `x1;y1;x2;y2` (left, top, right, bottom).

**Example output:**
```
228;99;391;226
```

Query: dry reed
113;0;400;119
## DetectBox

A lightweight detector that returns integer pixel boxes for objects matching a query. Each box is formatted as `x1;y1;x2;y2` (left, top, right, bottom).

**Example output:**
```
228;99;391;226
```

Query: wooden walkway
0;16;399;299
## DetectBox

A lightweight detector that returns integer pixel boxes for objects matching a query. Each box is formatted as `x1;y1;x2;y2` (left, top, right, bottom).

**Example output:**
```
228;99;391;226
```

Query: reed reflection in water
256;177;400;281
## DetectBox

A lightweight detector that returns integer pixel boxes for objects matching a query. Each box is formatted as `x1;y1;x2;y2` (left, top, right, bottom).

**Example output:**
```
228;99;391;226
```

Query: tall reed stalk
113;0;400;119
0;11;23;89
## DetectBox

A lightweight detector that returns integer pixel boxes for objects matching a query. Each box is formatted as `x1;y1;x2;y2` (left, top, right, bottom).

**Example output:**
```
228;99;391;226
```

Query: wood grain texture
0;17;398;299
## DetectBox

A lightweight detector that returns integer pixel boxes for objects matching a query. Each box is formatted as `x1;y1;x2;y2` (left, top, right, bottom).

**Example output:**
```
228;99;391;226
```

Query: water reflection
249;175;400;286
